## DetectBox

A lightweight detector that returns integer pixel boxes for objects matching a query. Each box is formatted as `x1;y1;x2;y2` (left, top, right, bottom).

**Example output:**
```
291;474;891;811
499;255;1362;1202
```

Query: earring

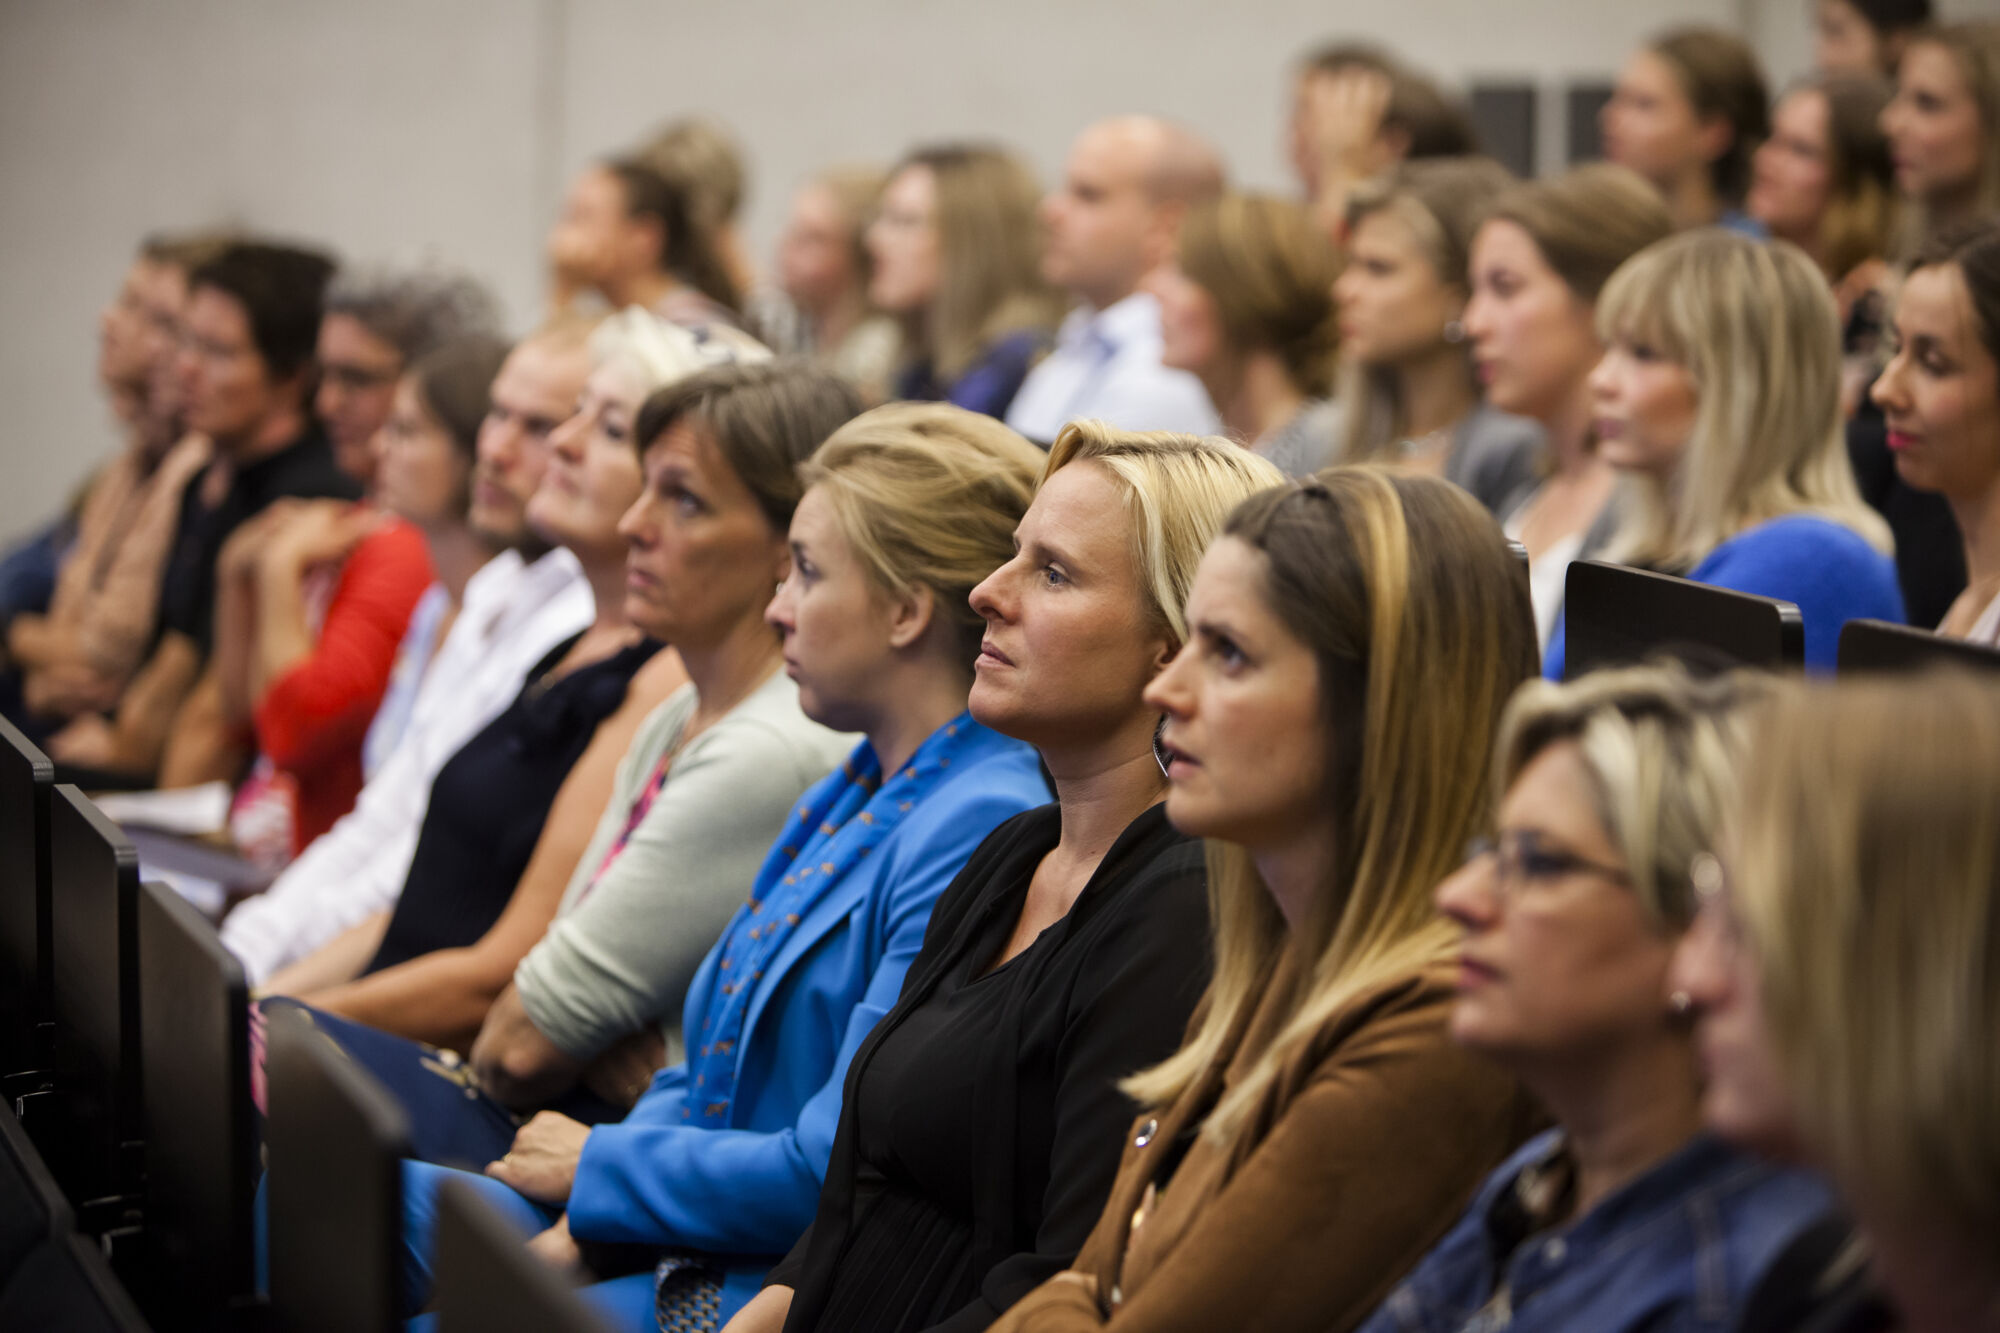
1443;318;1466;344
1668;990;1693;1017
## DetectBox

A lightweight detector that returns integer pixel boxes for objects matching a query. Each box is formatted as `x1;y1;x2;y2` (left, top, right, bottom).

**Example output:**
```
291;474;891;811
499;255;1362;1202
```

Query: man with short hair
221;322;597;984
45;241;358;778
1004;117;1226;445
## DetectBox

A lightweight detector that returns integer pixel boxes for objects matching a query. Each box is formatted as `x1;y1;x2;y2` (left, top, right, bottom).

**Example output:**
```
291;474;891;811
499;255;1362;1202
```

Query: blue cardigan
1544;515;1903;680
562;723;1049;1321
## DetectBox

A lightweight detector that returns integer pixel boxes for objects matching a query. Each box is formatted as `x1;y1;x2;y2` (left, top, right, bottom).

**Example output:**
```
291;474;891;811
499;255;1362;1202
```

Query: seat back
134;880;256;1326
0;1231;151;1333
46;785;142;1195
0;1106;72;1282
1837;618;2000;677
434;1180;613;1333
264;1003;409;1333
1564;560;1805;680
0;716;53;1070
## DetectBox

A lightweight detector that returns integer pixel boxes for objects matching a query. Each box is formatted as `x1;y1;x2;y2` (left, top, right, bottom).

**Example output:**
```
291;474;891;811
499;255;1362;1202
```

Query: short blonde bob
799;403;1046;664
1042;421;1285;650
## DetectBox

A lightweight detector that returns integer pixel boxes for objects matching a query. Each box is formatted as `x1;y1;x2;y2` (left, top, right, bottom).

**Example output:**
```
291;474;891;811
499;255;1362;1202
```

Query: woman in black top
722;423;1285;1333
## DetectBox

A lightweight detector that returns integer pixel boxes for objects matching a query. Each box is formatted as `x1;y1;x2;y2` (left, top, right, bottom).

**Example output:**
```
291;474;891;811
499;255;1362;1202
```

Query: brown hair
634;363;863;532
1914;216;2000;366
1301;42;1479;159
1178;193;1342;398
605;156;743;315
1788;73;1900;279
1648;26;1773;206
409;333;511;463
1902;21;2000;245
1484;163;1676;303
633;116;746;228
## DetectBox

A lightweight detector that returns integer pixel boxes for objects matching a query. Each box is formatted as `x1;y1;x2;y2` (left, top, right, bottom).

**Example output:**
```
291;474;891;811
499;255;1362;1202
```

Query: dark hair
1301;42;1478;158
409;333;511;461
1845;0;1933;37
604;156;742;315
188;241;338;380
634;363;864;531
1916;217;2000;366
1795;73;1899;278
1650;26;1773;205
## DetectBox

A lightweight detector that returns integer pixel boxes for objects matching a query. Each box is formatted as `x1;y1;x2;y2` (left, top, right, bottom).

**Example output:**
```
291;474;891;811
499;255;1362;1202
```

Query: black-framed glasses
1464;830;1632;900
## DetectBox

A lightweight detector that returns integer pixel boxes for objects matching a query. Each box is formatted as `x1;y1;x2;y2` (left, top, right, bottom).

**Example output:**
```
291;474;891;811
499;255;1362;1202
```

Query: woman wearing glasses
1353;666;1830;1333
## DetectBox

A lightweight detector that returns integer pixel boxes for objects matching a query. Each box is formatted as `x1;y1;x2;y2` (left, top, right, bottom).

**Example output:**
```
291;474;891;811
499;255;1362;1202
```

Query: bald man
1005;117;1225;444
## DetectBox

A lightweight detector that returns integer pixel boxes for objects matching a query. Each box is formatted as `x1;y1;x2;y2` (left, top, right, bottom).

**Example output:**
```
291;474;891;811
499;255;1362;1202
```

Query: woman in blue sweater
1544;229;1901;677
396;402;1055;1328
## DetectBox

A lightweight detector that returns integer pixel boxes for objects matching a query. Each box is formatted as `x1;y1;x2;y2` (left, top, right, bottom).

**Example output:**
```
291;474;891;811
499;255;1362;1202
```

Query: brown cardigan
987;948;1543;1333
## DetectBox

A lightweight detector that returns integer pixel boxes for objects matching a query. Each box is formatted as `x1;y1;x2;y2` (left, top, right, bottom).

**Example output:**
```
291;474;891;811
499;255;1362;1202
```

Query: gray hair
322;266;502;364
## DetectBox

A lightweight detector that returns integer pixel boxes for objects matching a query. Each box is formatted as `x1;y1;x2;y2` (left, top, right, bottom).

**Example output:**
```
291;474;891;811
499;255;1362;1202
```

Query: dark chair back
0;1231;151;1332
0;716;53;1072
265;1003;409;1333
0;1106;72;1282
1837;618;2000;677
46;785;142;1196
434;1180;613;1333
134;880;256;1328
1564;560;1805;680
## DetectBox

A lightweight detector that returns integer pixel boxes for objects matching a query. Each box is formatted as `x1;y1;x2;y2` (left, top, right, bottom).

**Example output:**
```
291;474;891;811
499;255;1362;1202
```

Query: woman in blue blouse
1544;229;1901;677
396;402;1054;1328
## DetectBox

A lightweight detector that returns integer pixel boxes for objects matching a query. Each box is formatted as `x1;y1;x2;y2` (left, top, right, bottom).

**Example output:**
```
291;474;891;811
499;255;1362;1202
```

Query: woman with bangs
1543;229;1902;678
725;425;1283;1333
987;468;1545;1333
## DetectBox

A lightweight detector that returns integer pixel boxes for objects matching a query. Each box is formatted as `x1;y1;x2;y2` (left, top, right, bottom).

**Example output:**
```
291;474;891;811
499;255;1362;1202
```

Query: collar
1059;291;1164;353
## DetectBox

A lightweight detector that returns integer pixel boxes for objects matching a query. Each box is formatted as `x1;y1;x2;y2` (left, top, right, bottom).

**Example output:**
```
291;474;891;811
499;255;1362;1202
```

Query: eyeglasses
1463;831;1632;900
321;361;401;392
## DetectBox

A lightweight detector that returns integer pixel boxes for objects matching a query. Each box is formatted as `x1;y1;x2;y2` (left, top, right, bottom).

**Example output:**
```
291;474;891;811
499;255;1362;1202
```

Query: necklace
1395;427;1451;459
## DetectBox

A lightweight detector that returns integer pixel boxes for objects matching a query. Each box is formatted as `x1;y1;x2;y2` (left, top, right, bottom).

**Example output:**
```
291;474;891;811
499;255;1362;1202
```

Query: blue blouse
1544;515;1903;679
562;714;1049;1322
896;329;1053;421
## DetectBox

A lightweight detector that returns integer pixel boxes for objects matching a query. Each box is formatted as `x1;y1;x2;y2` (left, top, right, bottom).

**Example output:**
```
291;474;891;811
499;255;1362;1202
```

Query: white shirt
221;547;595;982
1004;293;1221;443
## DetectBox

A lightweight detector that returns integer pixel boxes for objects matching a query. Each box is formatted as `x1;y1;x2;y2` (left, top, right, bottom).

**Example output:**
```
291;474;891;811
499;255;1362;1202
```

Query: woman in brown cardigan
989;468;1545;1333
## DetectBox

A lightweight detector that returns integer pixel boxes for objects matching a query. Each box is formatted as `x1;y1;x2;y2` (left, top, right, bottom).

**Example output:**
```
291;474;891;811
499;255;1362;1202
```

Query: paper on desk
92;781;233;836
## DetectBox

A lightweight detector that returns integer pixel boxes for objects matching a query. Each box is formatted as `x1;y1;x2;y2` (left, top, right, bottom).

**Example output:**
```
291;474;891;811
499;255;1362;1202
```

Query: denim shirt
1354;1129;1832;1333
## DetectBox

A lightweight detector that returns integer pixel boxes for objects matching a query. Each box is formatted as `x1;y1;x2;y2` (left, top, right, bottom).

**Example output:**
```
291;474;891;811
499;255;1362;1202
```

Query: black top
1847;395;1964;631
362;636;660;974
773;802;1211;1333
1738;1212;1896;1333
156;426;362;655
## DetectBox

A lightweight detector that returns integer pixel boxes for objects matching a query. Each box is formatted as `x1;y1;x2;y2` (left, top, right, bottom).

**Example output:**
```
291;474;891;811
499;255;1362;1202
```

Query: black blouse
361;635;660;973
772;802;1211;1333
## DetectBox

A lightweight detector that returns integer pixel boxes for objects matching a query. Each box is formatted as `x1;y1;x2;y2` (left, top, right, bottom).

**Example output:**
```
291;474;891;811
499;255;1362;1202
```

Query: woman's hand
485;1110;592;1206
258;499;380;579
525;1213;586;1277
718;1283;793;1333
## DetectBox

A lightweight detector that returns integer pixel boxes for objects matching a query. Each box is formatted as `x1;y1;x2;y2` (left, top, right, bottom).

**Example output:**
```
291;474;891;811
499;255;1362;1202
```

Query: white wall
0;0;1982;541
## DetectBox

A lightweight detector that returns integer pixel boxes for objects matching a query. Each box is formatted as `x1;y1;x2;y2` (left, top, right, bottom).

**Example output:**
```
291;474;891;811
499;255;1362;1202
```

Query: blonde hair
1124;467;1538;1144
897;144;1063;383
1337;157;1517;462
814;165;891;301
799;403;1046;662
1178;194;1342;398
1042;421;1285;649
1596;229;1890;569
1731;673;2000;1255
1495;665;1762;928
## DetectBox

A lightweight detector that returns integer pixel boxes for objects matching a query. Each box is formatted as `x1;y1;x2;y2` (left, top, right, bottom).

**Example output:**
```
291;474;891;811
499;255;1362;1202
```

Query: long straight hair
1123;468;1538;1144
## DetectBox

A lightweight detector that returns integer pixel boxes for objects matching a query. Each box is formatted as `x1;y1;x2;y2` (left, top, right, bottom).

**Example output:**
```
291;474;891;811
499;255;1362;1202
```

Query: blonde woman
870;143;1063;419
1145;194;1343;476
1544;229;1902;677
989;469;1545;1333
1353;666;1830;1333
1466;164;1675;646
724;425;1282;1333
1882;21;2000;253
1333;157;1540;511
1675;673;2000;1332
776;166;902;402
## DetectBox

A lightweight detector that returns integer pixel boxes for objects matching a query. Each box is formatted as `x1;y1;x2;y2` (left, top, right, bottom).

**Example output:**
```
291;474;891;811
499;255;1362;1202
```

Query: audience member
358;334;514;774
221;321;600;982
989;468;1542;1332
1333;157;1539;511
726;426;1281;1333
44;241;359;781
1601;27;1772;233
1872;219;2000;643
774;166;903;402
1355;666;1830;1333
1546;230;1902;677
1004;117;1225;444
7;233;225;732
1678;674;2000;1333
386;400;1053;1331
1289;42;1477;238
634;116;758;308
1467;165;1674;647
869;143;1063;419
1145;194;1341;476
1814;0;1932;79
1882;21;2000;254
548;155;744;328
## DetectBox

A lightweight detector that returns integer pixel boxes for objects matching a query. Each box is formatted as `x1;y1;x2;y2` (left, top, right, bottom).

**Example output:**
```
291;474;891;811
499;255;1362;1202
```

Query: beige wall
0;0;1976;541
